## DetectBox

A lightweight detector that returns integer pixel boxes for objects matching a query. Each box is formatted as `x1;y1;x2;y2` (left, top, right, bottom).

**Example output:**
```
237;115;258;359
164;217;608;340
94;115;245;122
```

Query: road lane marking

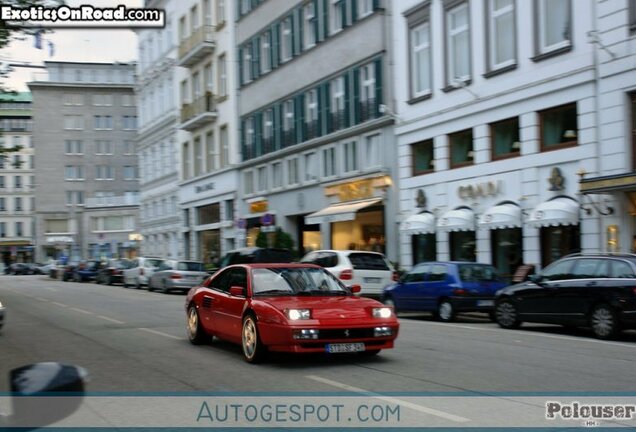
417;321;636;349
138;328;182;340
52;302;68;308
70;307;94;315
97;315;125;324
305;375;470;423
35;297;49;302
43;287;58;292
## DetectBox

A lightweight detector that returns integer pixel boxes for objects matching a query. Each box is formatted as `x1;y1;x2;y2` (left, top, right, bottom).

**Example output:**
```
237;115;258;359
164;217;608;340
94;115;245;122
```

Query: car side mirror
229;286;245;297
528;274;543;284
349;284;361;294
5;362;87;428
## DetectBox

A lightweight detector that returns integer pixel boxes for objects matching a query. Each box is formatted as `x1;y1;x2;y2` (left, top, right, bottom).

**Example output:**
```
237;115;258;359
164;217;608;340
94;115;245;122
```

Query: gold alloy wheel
242;316;257;359
187;306;198;341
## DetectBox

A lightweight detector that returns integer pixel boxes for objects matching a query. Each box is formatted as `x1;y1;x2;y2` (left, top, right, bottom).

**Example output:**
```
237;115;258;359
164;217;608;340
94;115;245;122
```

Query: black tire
162;281;170;294
106;275;113;286
589;304;620;340
187;304;209;345
147;280;154;292
437;299;455;322
242;314;266;363
95;275;102;285
495;299;521;329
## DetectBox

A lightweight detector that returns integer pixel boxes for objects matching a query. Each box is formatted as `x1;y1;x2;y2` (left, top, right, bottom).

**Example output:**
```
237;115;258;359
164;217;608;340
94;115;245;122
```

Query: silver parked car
148;260;208;293
122;257;164;289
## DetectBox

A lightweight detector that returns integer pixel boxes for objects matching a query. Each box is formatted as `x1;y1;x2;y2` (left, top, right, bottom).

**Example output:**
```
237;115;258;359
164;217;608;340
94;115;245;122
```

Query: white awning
400;212;436;235
479;203;522;230
305;198;382;225
437;208;475;233
527;197;579;228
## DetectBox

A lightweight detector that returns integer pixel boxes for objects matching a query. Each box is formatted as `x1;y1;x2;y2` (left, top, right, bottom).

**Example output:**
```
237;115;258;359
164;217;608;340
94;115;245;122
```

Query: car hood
260;295;384;320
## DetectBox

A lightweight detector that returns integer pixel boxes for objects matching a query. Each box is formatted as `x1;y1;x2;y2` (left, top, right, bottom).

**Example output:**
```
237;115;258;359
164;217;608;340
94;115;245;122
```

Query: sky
1;0;143;92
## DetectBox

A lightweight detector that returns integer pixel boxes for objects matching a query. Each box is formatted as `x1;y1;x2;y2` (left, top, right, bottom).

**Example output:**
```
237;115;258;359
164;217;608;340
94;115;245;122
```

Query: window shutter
296;93;306;143
252;37;260;80
240;119;246;161
269;26;276;69
373;0;380;10
254;112;263;157
322;0;329;40
340;0;347;28
374;57;383;118
313;0;320;43
344;72;351;128
271;23;280;69
323;82;332;134
238;47;244;86
350;0;358;23
296;7;304;53
274;104;282;151
290;13;297;57
352;67;361;124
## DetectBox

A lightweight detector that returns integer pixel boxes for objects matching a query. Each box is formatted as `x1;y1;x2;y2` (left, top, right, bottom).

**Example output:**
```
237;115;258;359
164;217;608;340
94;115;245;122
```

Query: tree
255;228;295;250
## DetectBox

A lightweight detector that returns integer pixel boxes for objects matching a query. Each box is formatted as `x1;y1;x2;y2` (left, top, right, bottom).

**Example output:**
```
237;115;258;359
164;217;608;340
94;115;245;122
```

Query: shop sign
237;219;247;230
195;182;216;193
260;213;274;226
260;225;276;233
250;200;268;213
458;181;502;200
336;179;374;202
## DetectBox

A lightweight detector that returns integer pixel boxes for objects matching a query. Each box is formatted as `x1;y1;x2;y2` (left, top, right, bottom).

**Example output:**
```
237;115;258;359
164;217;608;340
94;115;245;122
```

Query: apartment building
175;0;240;264
29;61;140;262
235;0;399;261
0;92;35;265
137;0;189;259
393;0;636;278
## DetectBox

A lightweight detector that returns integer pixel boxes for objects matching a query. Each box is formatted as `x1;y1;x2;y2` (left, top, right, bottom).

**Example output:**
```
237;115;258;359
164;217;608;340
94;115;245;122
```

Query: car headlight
286;309;311;320
372;307;392;319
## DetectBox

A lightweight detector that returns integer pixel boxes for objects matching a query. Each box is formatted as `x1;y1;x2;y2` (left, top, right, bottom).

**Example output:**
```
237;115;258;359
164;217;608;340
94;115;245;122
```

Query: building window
194;137;203;176
121;94;134;106
412;139;434;176
242;42;252;84
183;142;191;179
0;222;5;237
14;176;21;189
0;177;4;188
257;166;268;192
304;152;318;182
272;162;283;189
450;231;476;261
12;155;20;169
198;203;220;225
487;0;515;72
322;147;336;177
123;166;138;180
15;197;22;211
281;16;293;62
539;103;578;151
410;21;432;99
287;157;299;185
64;165;84;180
244;170;254;194
96;165;114;180
218;54;227;97
95;140;112;155
343;141;358;173
449;128;474;168
94;115;113;130
217;0;226;25
64;115;84;130
65;140;84;155
244;117;255;159
445;2;471;85
122;116;137;130
206;131;217;171
331;76;346;129
15;222;23;237
220;125;229;167
123;140;134;155
535;0;571;57
64;93;83;105
360;63;376;122
260;31;271;74
92;94;112;106
364;134;381;168
283;99;295;147
358;0;374;18
306;89;319;138
0;197;4;211
330;0;344;34
491;117;520;159
304;2;317;49
263;109;274;153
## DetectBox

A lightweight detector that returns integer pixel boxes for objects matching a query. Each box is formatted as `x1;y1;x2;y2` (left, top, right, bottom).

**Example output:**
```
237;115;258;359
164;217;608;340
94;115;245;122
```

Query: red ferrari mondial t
185;263;399;363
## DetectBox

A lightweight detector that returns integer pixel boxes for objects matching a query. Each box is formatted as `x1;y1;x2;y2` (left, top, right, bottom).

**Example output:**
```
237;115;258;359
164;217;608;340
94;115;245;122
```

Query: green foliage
255;228;295;250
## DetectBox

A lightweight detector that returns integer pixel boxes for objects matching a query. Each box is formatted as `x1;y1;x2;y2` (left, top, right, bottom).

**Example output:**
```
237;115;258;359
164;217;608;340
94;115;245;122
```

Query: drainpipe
590;0;603;252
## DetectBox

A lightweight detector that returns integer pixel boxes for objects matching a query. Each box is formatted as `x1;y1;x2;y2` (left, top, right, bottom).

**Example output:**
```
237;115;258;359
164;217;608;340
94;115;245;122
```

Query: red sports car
185;263;399;363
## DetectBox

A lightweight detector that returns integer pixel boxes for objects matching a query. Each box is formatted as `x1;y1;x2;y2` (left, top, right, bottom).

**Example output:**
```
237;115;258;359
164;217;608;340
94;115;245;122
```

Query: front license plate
477;300;494;307
364;277;381;284
326;343;365;353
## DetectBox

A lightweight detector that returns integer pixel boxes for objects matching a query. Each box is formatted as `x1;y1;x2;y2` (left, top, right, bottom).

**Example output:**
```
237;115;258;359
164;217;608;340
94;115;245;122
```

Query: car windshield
176;261;205;271
458;264;500;282
252;267;349;296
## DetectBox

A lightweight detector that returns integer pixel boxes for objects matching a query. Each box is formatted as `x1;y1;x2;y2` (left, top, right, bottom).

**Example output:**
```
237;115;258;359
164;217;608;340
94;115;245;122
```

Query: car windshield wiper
296;290;348;296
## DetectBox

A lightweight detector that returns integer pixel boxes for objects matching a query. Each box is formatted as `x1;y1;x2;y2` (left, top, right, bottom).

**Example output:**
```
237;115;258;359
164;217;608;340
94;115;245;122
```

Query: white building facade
137;0;190;259
393;0;634;278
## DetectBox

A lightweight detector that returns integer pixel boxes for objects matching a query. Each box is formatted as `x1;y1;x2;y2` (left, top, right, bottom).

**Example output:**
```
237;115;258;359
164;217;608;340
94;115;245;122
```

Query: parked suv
148;260;208;293
122;257;164;289
494;253;636;339
383;262;506;321
301;250;397;297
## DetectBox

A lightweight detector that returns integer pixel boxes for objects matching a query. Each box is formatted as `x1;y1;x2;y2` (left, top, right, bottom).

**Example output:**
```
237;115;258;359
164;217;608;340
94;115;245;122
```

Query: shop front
400;211;437;264
304;176;393;254
437;207;476;262
479;202;523;282
0;242;34;266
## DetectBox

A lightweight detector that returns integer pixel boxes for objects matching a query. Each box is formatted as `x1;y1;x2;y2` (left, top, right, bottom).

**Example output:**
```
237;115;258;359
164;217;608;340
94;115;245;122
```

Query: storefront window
490;228;522;283
449;230;476;261
540;224;580;268
197;203;220;225
199;229;220;264
411;233;436;264
331;207;384;252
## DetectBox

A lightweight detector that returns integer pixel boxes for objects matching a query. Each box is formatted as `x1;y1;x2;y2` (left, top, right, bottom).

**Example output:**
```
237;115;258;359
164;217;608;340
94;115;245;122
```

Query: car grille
318;328;376;339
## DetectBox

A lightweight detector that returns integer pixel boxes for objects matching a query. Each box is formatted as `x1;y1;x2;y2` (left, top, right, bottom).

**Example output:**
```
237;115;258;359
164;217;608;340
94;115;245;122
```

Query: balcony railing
85;195;140;208
180;93;218;131
178;25;216;67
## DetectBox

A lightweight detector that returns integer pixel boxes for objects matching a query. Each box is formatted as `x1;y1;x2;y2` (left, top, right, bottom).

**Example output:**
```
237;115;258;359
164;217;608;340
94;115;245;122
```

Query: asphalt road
1;274;635;395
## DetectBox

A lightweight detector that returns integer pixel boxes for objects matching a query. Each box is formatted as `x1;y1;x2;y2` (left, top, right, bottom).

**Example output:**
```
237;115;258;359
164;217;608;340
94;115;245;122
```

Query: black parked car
7;263;38;275
209;247;293;274
494;253;636;339
95;259;130;285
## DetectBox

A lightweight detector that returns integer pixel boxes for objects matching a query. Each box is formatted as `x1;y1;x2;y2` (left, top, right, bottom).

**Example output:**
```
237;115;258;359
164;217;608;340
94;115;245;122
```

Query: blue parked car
70;260;101;282
382;262;507;322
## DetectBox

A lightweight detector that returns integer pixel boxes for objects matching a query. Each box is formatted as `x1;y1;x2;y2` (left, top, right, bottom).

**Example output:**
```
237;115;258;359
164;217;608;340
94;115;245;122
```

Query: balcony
178;25;216;67
180;93;218;131
85;195;140;208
